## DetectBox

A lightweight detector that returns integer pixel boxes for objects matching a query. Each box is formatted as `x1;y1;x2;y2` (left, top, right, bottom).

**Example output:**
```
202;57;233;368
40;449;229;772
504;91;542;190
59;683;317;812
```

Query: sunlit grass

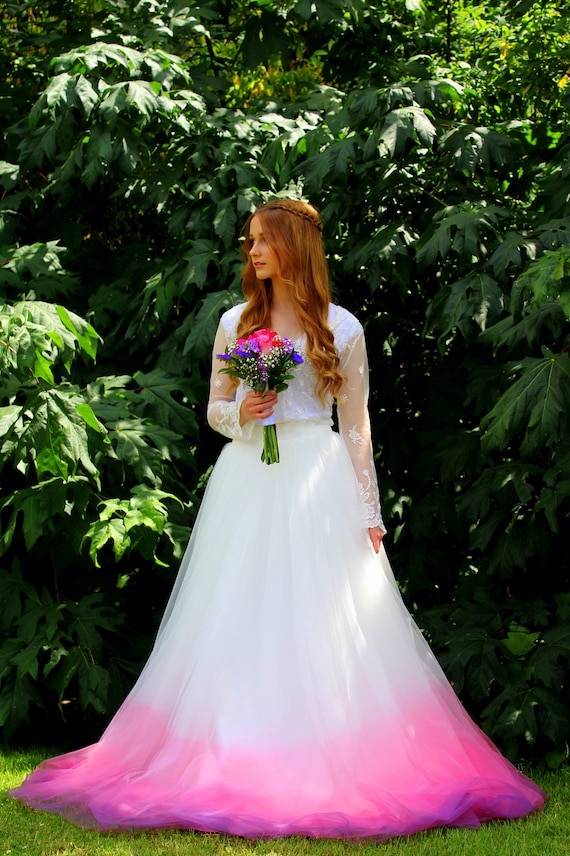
1;748;568;856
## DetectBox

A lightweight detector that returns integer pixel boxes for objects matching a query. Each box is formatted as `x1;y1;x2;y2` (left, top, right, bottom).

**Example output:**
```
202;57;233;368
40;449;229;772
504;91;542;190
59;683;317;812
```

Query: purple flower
292;353;304;364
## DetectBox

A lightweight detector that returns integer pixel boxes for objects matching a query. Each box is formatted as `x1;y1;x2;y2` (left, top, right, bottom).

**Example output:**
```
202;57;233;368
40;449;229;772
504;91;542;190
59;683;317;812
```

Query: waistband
250;419;332;441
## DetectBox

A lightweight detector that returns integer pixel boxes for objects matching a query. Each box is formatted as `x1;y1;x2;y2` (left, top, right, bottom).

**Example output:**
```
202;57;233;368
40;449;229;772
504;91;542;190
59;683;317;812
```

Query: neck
268;279;302;339
269;278;293;311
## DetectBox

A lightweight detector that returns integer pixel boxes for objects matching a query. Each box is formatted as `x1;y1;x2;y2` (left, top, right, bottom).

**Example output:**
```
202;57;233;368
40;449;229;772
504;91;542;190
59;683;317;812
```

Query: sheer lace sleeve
207;322;255;441
337;328;386;532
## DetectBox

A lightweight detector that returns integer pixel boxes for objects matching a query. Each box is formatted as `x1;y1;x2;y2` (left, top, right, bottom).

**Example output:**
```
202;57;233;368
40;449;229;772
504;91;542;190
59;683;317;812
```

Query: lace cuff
357;465;385;531
207;400;243;440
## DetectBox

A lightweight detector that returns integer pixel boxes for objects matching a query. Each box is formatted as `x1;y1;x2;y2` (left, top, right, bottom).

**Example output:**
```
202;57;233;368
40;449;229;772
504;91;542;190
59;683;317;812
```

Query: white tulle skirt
10;423;545;837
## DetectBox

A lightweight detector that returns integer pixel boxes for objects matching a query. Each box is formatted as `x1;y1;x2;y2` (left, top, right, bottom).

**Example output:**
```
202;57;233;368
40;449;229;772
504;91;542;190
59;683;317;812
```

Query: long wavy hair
237;199;345;401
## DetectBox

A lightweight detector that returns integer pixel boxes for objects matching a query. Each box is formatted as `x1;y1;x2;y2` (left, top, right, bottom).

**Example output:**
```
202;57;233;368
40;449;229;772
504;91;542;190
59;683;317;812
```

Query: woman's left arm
207;322;256;441
336;328;385;551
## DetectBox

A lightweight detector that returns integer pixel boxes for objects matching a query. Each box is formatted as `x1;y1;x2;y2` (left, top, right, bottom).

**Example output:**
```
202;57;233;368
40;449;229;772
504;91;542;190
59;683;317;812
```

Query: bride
9;198;545;838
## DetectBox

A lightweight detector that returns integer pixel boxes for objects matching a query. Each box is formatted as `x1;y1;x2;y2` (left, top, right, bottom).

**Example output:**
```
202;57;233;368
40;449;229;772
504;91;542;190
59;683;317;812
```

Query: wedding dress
9;303;545;837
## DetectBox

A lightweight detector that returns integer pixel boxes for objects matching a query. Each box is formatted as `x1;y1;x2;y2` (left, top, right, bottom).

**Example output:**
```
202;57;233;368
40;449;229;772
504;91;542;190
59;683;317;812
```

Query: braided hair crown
258;199;324;233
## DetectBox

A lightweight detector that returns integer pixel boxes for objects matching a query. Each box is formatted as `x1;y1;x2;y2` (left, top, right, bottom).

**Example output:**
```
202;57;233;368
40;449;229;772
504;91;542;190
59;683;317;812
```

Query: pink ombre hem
10;697;545;838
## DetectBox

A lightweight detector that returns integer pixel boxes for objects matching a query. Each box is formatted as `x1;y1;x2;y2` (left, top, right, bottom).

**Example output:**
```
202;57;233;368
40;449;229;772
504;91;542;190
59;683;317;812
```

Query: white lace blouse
207;303;385;532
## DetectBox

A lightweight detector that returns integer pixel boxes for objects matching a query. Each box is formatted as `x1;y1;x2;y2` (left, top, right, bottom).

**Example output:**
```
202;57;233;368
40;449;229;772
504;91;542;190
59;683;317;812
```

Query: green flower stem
261;423;280;465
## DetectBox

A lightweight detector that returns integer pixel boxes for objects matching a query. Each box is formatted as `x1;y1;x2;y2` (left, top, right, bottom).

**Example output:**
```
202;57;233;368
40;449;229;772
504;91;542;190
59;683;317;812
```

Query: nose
249;240;259;256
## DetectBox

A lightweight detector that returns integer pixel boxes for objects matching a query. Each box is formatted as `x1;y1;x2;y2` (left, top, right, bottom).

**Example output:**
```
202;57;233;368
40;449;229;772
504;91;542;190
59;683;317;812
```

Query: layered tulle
9;424;545;837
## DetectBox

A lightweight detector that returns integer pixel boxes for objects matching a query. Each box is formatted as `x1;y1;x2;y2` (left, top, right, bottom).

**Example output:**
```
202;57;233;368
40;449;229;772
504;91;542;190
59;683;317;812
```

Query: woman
9;199;545;838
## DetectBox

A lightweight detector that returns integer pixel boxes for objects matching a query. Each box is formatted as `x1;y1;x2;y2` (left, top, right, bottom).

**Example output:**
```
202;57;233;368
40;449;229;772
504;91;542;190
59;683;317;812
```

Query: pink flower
251;328;277;354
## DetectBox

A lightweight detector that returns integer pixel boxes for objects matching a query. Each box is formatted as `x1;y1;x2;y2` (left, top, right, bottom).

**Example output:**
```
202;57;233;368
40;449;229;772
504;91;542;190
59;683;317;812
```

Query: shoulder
329;304;364;350
220;302;247;340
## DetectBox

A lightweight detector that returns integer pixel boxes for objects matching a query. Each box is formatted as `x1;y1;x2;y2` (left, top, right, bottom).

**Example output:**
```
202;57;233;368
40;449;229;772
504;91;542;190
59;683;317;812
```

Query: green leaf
0;637;23;680
481;352;570;455
480;301;566;352
213;197;237;249
86;125;114;164
83;486;182;566
2;241;76;291
13;640;42;681
439;629;507;697
74;73;100;116
33;351;55;384
425;274;505;343
457;461;538;523
0;672;45;736
0;300;99;385
532;624;570;690
18;387;101;482
1;484;57;552
103;418;184;484
76;402;104;433
515;247;570;318
16;588;63;645
327;136;356;179
417;204;506;266
78;662;111;713
177;239;219;290
85;517;130;566
0;565;36;629
481;684;566;753
535;478;570;532
67;594;124;646
45;72;73;109
55;304;100;360
48;646;83;700
440;125;515;174
503;623;540;657
98;82;128;121
182;290;236;362
126;80;165;118
0;405;22;438
0;161;20;191
378;106;436;159
133;369;199;436
488;231;538;279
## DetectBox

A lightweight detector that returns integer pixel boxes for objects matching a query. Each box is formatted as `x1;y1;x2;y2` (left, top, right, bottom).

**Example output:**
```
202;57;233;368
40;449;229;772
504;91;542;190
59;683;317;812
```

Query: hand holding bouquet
217;329;304;464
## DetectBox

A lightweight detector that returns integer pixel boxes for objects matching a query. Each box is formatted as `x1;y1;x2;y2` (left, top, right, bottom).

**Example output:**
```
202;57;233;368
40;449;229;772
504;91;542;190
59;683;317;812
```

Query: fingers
368;527;383;553
252;390;278;407
242;390;278;423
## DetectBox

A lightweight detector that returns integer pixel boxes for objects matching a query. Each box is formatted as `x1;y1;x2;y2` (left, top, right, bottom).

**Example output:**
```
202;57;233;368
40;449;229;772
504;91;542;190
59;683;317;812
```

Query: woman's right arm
207;323;277;439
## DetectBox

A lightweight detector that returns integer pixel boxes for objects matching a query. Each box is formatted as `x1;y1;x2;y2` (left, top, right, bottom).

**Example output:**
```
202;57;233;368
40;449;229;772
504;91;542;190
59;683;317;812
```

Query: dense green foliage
0;0;569;764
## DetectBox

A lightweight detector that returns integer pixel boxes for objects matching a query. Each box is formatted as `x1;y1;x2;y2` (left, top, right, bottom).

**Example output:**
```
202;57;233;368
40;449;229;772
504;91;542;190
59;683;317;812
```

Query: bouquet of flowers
217;328;304;464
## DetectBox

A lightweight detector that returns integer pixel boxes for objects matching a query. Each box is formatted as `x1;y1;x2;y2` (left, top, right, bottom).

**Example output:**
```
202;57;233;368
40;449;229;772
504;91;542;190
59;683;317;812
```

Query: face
248;215;281;282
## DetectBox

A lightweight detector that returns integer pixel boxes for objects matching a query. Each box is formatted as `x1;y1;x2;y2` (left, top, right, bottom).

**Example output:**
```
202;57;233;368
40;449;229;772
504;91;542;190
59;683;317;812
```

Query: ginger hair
237;199;345;401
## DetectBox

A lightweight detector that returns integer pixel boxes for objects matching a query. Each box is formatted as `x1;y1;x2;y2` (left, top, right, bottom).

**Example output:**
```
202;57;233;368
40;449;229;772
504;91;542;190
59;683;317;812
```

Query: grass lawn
1;748;568;856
